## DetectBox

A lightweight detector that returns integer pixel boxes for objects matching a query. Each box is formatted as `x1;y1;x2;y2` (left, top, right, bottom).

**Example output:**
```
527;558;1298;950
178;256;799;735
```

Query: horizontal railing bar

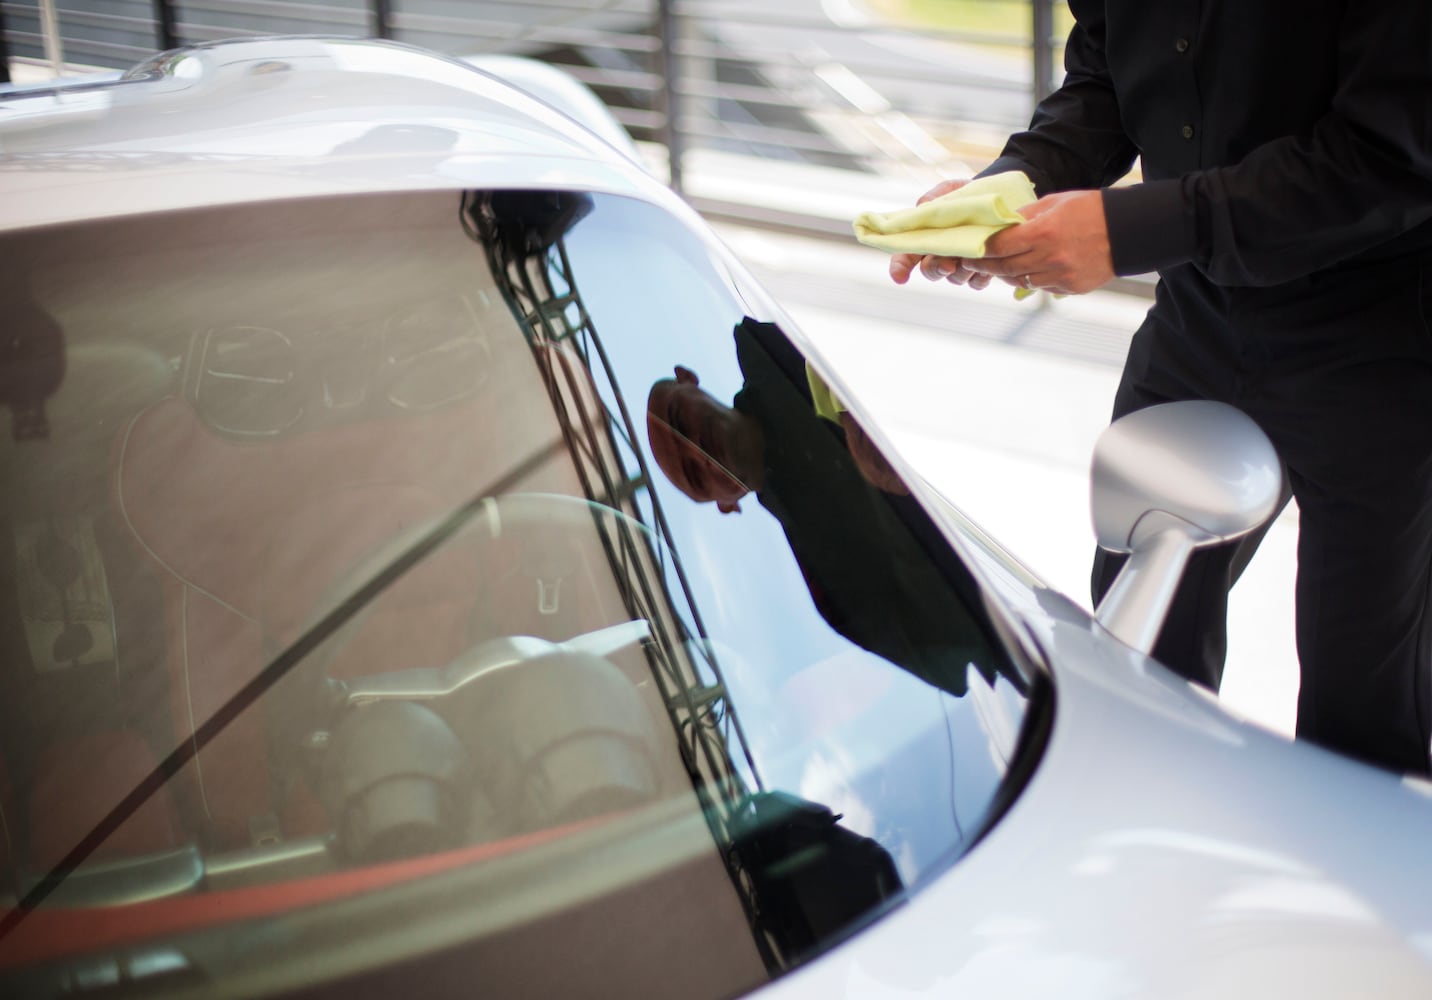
670;65;1042;103
9;9;155;35
57;38;153;61
547;62;660;93
175;0;369;28
387;13;660;52
673;118;859;156
171;20;273;42
397;0;653;14
670;4;1033;48
605;105;664;130
2;34;151;65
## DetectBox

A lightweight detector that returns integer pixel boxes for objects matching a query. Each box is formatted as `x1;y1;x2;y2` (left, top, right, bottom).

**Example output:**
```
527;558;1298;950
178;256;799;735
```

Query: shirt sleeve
1105;0;1432;284
978;0;1139;196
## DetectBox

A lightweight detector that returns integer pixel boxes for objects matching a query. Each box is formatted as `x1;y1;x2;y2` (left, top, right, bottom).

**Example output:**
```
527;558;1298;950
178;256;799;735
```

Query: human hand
969;190;1114;295
840;412;909;495
887;178;996;291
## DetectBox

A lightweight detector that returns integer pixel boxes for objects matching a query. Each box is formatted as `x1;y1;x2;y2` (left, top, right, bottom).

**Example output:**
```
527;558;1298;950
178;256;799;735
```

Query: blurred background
0;0;1300;737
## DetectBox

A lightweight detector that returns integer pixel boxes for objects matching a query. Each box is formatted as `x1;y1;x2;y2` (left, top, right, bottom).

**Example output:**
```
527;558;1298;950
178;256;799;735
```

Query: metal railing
0;1;1099;270
2;1;1063;169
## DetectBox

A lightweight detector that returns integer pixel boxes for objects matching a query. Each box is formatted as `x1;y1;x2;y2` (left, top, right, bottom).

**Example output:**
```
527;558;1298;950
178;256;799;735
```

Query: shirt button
1175;37;1190;53
1181;124;1195;139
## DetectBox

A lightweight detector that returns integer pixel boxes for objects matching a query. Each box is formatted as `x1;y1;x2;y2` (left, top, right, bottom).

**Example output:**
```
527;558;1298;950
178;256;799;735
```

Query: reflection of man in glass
646;362;761;515
647;318;1009;697
647;352;905;511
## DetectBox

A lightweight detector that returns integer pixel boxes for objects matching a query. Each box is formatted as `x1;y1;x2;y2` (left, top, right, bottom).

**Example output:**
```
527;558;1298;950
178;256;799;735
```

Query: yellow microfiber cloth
852;171;1041;298
806;364;846;424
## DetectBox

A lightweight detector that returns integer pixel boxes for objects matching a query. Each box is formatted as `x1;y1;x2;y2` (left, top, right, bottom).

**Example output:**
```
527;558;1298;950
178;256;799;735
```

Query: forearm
982;81;1139;195
979;0;1138;195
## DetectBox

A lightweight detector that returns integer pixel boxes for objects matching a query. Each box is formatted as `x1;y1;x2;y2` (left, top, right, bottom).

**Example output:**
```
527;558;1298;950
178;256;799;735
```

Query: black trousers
1092;255;1432;776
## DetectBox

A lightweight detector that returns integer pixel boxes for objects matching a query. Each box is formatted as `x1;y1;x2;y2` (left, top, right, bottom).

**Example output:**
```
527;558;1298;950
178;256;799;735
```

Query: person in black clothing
646;318;1008;697
889;1;1432;775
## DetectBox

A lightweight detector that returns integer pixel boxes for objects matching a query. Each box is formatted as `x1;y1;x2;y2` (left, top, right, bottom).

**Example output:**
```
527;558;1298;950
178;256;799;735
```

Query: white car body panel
3;35;1431;999
755;573;1432;998
0;38;656;233
459;52;647;164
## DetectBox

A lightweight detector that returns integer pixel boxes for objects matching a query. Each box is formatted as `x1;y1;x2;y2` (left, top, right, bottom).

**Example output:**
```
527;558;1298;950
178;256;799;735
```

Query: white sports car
0;36;1428;999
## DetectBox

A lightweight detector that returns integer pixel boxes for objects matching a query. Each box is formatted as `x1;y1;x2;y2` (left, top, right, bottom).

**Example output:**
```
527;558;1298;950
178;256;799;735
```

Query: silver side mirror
1091;400;1282;655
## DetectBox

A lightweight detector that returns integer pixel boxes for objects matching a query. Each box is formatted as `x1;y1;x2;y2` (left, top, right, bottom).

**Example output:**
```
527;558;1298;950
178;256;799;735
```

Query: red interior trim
0;815;611;968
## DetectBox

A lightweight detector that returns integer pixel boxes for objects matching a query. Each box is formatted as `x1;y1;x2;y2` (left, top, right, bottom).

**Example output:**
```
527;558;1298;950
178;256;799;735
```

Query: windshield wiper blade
0;438;568;939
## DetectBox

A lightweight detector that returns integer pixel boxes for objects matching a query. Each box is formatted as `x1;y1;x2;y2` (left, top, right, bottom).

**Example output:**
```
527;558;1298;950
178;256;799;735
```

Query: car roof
0;36;660;233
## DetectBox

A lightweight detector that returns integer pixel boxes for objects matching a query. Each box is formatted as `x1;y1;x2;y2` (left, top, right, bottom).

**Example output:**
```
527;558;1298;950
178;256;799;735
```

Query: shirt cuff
977;156;1054;197
1102;179;1199;276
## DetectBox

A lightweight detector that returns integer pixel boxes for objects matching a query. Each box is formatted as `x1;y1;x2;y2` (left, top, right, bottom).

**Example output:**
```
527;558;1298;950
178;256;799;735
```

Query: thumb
1016;195;1059;222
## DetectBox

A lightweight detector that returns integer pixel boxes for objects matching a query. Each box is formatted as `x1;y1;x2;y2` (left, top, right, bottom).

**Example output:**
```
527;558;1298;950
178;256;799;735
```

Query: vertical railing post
153;0;179;51
371;0;393;39
39;0;64;75
656;0;683;193
0;2;11;85
1031;0;1056;107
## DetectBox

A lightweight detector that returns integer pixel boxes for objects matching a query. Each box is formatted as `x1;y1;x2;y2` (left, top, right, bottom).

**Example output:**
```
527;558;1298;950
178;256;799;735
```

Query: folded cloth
806;364;845;424
853;171;1043;299
851;171;1037;257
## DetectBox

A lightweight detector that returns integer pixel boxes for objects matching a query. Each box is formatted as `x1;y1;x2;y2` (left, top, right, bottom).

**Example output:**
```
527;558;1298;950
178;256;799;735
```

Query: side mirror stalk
1090;401;1282;656
1094;514;1207;654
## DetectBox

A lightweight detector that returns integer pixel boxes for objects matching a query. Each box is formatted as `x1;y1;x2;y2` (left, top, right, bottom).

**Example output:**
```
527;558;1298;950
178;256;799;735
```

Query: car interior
0;190;774;987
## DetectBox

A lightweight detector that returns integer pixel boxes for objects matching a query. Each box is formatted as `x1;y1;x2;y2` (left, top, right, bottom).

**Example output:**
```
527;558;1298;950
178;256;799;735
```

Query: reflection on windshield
644;316;1007;698
0;187;1044;997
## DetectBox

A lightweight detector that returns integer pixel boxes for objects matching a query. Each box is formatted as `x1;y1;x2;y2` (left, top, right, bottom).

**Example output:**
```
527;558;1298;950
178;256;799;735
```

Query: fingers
980;224;1039;263
923;256;989;287
945;262;983;287
994;271;1072;296
889;242;1047;290
892;177;1071;291
889;253;921;284
916;177;968;206
890;252;1002;289
919;255;957;281
971;190;1114;295
968;226;1043;280
974;256;1041;281
891;252;979;286
888;177;971;285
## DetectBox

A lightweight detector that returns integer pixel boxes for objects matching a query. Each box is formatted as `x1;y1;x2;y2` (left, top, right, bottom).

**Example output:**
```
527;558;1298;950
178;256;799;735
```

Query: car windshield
0;188;1048;996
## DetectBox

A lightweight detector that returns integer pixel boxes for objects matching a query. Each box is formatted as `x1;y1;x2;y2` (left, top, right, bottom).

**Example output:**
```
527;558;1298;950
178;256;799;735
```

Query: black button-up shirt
982;0;1432;286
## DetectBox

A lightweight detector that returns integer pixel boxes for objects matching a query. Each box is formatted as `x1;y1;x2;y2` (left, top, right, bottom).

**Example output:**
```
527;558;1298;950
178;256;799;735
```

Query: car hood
0;37;656;232
756;584;1432;999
